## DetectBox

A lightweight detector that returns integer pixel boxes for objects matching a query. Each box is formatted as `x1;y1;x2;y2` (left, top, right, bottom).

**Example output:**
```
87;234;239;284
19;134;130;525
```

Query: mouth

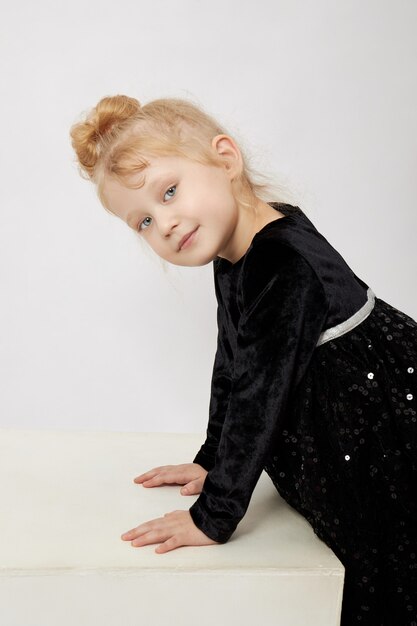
179;227;199;251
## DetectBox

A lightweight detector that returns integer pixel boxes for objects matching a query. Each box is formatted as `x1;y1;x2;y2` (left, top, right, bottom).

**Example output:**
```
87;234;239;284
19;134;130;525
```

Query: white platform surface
0;428;344;626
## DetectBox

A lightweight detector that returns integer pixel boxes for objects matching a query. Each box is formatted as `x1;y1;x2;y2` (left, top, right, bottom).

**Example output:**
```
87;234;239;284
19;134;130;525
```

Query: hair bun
70;94;141;179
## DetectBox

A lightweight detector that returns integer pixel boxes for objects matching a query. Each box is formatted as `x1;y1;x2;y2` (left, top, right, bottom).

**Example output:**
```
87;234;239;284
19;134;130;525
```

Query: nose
157;212;180;238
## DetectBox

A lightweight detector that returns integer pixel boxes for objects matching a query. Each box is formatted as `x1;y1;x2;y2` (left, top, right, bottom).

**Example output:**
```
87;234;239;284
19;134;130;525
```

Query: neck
218;201;284;264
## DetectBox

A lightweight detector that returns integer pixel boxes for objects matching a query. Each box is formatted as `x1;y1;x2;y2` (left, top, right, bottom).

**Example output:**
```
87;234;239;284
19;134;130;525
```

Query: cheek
141;232;159;254
149;237;173;259
212;204;235;229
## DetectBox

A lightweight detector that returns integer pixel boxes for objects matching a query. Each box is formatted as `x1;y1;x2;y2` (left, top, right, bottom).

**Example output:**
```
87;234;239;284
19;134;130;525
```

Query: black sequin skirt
265;292;417;625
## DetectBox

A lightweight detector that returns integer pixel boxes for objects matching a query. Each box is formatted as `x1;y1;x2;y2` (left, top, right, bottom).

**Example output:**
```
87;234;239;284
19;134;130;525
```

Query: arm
192;267;234;471
189;246;330;543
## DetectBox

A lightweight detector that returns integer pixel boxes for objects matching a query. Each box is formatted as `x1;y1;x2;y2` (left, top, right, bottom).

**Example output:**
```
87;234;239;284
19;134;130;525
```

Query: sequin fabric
265;295;417;625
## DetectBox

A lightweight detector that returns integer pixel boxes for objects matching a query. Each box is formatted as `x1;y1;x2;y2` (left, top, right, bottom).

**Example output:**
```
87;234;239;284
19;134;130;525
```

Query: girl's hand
121;509;219;553
133;463;208;496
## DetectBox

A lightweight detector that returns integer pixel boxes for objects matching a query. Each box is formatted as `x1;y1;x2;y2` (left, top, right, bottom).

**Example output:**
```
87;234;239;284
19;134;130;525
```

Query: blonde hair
69;94;294;268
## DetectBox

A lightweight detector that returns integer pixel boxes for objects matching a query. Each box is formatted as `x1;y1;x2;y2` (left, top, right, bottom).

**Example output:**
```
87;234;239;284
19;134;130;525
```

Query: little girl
70;95;417;625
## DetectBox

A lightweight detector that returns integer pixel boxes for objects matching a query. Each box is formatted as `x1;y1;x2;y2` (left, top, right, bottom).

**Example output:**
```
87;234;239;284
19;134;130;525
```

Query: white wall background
1;0;416;435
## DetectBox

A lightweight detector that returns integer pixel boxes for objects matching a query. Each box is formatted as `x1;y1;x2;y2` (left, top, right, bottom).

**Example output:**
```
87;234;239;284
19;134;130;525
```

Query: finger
181;480;201;495
133;467;166;483
131;531;153;547
155;536;180;554
121;517;161;540
121;528;139;540
140;470;187;488
140;474;173;487
132;528;168;547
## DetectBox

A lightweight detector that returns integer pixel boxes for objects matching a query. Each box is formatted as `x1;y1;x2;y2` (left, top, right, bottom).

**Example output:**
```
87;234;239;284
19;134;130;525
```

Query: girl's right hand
133;463;208;496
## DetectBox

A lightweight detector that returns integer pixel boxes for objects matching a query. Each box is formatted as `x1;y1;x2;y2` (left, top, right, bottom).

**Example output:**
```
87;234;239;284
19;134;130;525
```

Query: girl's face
102;138;243;267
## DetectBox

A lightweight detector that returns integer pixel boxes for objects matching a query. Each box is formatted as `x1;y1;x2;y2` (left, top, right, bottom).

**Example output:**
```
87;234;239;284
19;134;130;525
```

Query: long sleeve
189;246;330;543
193;269;234;471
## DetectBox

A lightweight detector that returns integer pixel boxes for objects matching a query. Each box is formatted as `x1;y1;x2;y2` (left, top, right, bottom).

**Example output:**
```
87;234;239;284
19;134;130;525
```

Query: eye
164;185;177;201
138;216;152;232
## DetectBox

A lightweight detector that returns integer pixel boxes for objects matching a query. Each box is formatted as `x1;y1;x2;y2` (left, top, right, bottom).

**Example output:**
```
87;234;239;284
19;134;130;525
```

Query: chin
174;259;212;268
166;243;218;267
169;253;216;268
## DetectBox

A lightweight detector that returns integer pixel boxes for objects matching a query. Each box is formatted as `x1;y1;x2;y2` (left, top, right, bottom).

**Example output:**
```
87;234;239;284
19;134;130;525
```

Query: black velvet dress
189;203;417;626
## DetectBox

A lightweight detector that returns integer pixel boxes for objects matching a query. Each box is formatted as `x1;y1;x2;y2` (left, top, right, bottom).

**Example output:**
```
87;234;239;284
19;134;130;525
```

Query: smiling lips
179;227;199;251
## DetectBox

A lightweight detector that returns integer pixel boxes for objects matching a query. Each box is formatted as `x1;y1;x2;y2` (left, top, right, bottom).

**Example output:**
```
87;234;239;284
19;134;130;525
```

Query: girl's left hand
120;510;219;553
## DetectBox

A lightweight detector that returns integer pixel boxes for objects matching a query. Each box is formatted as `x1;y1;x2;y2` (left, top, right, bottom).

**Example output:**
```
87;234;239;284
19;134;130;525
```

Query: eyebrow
126;172;175;228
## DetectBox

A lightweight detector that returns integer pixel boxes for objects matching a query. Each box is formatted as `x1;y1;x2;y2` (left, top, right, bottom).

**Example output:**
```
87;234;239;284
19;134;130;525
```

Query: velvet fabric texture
190;203;368;542
188;203;417;625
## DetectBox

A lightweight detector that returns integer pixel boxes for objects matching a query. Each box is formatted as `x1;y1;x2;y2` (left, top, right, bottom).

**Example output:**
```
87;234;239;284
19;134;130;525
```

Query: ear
211;134;242;180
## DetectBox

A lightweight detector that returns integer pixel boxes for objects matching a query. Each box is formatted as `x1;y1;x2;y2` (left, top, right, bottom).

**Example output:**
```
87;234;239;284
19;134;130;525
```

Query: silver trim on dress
317;287;376;347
